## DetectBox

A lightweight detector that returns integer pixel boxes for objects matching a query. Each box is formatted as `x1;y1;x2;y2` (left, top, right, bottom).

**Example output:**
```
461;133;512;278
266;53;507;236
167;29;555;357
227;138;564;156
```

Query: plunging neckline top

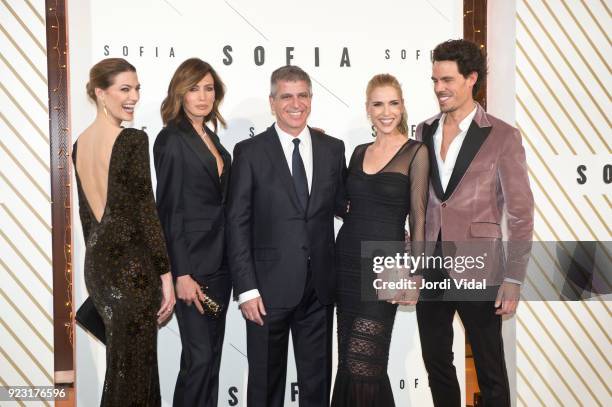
360;140;410;175
74;128;127;225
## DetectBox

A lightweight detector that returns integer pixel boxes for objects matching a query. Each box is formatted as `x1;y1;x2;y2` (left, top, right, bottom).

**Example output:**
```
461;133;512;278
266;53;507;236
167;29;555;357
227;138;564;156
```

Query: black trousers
416;299;510;407
246;270;333;407
173;270;232;407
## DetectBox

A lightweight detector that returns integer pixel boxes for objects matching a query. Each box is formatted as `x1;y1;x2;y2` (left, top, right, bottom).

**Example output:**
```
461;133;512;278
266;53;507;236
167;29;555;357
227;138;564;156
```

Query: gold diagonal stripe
0;259;52;324
1;204;52;265
23;0;44;25
602;0;612;17
517;342;568;406
517;264;578;405
517;318;580;405
1;0;46;54
518;123;603;241
516;68;582;154
517;42;605;153
526;261;611;370
0;347;51;407
527;170;579;241
517;12;612;129
0;82;49;143
531;245;612;342
530;231;581;300
579;0;611;46
530;200;611;291
558;0;611;73
516;97;559;154
0;286;52;352
525;296;612;399
0;53;48;112
0;139;50;201
517;392;529;407
516;367;549;406
583;195;612;237
0;374;26;407
533;230;612;339
519;303;604;405
0;317;53;383
0;23;46;84
523;0;611;102
604;194;612;210
0;229;52;295
0;345;41;387
0;111;48;172
0;171;50;231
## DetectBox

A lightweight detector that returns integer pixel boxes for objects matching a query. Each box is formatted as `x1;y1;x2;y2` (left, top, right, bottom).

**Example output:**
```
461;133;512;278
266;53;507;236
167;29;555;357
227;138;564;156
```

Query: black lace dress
332;140;429;407
73;128;170;407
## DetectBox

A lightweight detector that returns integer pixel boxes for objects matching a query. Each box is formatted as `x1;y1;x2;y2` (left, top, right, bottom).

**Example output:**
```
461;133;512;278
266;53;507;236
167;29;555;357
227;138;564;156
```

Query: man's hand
175;275;206;314
495;281;521;315
240;296;266;326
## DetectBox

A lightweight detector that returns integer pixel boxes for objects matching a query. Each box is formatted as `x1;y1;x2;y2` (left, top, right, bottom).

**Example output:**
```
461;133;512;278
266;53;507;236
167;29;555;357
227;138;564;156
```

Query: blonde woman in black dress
332;74;429;407
73;58;175;406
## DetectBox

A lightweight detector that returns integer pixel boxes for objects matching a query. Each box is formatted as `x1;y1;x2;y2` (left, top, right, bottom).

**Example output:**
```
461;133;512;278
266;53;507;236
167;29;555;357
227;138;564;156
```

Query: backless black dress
73;128;170;407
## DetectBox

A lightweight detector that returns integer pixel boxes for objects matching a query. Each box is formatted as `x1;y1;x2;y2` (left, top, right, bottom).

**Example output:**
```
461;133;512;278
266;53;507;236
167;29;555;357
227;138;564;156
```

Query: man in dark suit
415;40;534;407
227;65;346;407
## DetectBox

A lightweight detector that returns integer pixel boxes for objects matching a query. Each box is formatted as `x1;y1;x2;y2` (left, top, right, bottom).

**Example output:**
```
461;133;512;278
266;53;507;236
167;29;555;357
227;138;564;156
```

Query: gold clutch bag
199;284;224;318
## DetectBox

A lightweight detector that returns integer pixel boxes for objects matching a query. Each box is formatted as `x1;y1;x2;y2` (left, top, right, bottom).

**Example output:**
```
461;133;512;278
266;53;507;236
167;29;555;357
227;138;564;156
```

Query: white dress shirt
433;106;477;191
275;123;313;192
238;124;314;305
433;106;520;285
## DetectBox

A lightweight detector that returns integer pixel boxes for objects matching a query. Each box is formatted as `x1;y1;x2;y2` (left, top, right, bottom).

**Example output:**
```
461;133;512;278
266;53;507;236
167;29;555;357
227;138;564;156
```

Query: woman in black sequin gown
73;58;175;407
332;74;429;407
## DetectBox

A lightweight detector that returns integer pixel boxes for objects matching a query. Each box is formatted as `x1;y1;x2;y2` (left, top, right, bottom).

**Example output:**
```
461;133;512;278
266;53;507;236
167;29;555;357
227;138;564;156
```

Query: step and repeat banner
513;1;610;406
68;1;464;406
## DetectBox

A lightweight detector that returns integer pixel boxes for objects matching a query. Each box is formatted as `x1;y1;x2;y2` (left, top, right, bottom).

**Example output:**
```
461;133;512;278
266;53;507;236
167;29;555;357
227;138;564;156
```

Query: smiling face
182;73;215;123
269;80;312;136
96;71;140;126
431;60;476;114
367;85;404;136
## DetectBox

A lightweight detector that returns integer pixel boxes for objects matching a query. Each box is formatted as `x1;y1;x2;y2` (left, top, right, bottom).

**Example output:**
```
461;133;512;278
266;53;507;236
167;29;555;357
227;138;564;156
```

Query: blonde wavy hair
366;73;408;136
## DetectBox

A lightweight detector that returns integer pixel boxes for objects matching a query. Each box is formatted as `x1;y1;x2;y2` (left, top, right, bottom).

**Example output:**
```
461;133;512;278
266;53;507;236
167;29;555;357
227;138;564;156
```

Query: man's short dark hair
433;39;487;98
270;65;312;97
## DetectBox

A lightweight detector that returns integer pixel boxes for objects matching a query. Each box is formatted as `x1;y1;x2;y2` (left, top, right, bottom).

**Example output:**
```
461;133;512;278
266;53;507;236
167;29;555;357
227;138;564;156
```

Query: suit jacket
227;125;346;308
153;118;231;278
416;103;534;284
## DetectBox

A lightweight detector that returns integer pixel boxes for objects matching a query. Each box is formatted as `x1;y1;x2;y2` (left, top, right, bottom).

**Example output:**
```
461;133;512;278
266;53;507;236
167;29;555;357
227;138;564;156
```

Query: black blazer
227;125;346;308
153;118;231;278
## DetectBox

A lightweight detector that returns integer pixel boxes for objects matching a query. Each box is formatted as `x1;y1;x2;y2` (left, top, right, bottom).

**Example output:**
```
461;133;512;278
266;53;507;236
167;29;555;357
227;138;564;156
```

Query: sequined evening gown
332;140;429;407
73;128;170;407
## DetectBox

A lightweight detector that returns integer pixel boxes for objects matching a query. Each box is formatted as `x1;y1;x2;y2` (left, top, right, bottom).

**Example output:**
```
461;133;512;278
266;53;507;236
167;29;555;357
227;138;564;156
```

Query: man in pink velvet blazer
415;40;534;407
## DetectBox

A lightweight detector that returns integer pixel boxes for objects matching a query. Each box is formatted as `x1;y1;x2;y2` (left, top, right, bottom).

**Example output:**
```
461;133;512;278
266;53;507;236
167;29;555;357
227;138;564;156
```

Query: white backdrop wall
68;1;465;406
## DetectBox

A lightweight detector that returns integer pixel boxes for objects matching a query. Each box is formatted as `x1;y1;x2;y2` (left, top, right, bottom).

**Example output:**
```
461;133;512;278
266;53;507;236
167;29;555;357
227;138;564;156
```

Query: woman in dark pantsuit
153;58;231;407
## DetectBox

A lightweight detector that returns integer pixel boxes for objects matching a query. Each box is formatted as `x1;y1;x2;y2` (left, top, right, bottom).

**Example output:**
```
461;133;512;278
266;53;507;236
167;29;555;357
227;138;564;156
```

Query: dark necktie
292;138;309;210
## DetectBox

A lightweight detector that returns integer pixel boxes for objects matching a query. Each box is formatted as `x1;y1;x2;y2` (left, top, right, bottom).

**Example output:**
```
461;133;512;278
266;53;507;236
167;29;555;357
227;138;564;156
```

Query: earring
371;125;377;138
102;100;108;118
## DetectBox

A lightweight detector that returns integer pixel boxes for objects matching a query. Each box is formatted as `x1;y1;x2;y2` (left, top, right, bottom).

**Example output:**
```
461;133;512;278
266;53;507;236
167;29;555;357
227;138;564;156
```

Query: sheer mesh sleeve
407;143;429;275
408;143;429;243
